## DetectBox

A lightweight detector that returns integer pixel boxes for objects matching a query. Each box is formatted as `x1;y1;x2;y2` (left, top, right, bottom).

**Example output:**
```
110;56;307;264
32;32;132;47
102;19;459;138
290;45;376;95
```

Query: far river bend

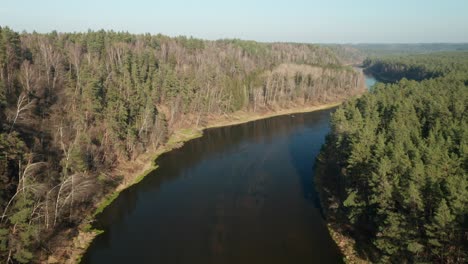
81;75;377;264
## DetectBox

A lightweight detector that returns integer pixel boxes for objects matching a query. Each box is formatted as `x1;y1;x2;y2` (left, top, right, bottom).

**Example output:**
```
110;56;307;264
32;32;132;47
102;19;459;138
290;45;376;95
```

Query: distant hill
323;43;468;65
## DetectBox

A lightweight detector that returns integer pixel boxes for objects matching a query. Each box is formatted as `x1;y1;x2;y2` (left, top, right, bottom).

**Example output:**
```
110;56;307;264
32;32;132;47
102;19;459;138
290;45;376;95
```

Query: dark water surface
82;76;376;264
82;108;344;264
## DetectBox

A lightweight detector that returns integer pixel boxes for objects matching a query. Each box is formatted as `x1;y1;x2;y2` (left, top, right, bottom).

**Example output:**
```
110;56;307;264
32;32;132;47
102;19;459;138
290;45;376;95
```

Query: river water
365;74;377;89
81;76;377;264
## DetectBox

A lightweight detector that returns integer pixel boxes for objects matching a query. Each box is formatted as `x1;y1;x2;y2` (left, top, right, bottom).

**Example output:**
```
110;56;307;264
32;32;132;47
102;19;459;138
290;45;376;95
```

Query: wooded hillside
0;27;365;262
363;52;468;82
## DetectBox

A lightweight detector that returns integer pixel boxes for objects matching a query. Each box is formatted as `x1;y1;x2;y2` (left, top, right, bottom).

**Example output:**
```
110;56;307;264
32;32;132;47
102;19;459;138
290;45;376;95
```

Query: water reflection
365;74;377;89
82;108;343;264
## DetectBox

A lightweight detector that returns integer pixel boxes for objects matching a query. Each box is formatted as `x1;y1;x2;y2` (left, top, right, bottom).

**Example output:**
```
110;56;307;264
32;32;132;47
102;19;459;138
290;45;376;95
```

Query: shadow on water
82;108;344;264
286;111;331;203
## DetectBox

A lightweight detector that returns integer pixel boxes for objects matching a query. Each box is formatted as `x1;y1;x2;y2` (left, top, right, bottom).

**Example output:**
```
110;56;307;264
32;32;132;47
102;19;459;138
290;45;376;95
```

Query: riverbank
47;101;346;264
363;67;398;83
314;128;370;264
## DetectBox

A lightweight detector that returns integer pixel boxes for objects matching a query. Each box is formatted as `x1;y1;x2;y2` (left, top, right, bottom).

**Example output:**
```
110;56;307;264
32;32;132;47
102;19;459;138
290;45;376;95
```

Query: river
365;73;377;89
81;76;377;264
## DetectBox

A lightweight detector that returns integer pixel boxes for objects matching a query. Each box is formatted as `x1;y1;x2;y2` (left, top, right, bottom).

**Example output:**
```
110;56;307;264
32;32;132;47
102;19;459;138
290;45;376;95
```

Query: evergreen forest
317;52;468;263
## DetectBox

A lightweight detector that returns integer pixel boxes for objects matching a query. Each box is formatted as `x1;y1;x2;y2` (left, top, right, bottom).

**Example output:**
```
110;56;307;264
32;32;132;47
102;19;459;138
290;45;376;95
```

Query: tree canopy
318;52;468;263
0;27;364;262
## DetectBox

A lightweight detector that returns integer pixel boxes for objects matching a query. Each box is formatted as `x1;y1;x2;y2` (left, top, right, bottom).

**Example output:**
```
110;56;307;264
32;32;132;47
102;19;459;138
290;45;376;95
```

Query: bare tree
8;92;35;132
19;60;35;93
1;155;45;222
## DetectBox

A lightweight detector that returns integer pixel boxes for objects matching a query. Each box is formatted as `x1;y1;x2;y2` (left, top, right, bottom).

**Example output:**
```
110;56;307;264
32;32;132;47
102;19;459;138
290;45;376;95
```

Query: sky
1;0;467;43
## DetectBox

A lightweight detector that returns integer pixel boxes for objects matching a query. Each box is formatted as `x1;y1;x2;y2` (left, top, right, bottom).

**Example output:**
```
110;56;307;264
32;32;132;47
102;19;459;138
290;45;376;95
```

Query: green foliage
0;28;364;261
352;43;468;56
320;54;468;262
364;52;468;82
175;35;205;51
0;132;26;203
0;79;6;110
222;39;269;57
2;188;39;263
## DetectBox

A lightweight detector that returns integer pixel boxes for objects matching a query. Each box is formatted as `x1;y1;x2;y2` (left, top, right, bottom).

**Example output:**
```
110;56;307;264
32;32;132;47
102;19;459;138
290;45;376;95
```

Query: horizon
1;0;467;43
1;26;468;45
0;1;467;264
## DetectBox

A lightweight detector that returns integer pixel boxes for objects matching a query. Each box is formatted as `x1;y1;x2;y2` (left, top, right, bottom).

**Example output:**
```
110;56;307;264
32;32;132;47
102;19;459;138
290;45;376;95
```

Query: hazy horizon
1;0;468;43
2;25;468;45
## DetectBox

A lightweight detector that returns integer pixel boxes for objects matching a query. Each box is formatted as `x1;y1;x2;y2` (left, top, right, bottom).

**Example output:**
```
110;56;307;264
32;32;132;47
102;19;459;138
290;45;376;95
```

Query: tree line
363;52;468;82
317;52;468;263
0;27;364;262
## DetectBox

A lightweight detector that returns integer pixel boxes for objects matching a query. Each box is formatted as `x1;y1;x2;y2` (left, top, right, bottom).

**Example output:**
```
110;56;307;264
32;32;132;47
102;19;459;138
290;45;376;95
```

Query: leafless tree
8;92;35;132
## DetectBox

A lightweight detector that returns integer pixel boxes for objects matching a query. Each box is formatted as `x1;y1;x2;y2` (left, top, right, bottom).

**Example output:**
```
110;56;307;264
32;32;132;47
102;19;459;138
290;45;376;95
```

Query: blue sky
1;0;467;43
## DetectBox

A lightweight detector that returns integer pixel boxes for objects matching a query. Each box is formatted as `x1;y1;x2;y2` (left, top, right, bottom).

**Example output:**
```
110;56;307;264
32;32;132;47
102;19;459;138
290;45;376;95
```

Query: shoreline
314;135;370;264
54;101;343;264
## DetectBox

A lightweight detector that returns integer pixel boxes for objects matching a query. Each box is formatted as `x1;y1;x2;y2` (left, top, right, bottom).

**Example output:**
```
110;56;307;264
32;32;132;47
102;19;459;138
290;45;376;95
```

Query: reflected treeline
286;109;334;203
94;110;332;229
82;108;343;263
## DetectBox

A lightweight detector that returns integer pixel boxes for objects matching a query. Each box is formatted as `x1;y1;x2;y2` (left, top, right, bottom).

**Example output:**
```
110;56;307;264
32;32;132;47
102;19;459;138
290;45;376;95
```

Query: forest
317;52;468;263
0;27;365;262
349;43;468;57
363;52;468;82
322;43;468;66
